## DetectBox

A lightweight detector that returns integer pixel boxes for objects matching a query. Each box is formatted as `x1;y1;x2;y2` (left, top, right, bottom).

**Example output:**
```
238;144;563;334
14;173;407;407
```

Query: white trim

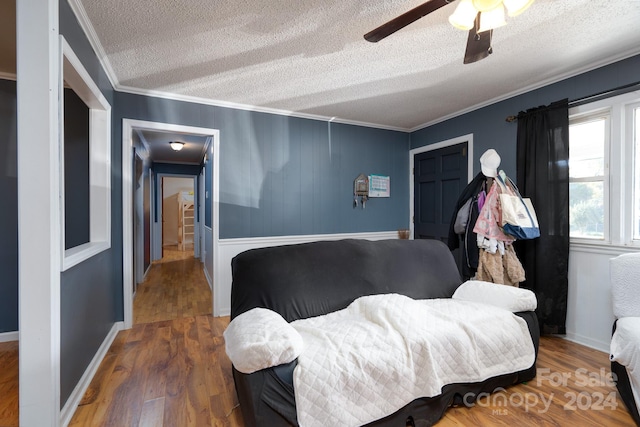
409;48;640;132
570;242;640;256
0;331;19;343
59;36;112;271
117;86;409;133
562;333;609;354
17;0;61;423
203;239;213;292
409;134;474;239
215;231;398;317
122;119;220;329
60;321;124;427
65;0;119;90
154;173;198;254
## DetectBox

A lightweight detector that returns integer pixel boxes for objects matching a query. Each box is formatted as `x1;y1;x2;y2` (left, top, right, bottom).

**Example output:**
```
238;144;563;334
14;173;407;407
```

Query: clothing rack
505;80;640;122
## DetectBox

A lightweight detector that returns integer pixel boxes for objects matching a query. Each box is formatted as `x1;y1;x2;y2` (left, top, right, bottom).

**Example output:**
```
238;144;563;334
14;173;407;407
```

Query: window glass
569;181;604;239
569;117;606;240
569;119;605;179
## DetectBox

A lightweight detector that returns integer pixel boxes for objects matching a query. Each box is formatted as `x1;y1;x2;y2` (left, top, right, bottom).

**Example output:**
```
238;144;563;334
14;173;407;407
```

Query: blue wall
59;0;118;407
411;54;640;179
0;79;17;334
115;95;412;240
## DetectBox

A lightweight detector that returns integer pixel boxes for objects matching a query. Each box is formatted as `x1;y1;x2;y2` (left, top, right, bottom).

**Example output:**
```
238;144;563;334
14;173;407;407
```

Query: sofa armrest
452;280;537;312
224;308;303;374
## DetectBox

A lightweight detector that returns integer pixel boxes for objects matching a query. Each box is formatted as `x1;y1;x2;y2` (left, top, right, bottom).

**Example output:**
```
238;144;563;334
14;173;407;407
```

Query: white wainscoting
215;231;399;317
566;244;640;353
203;225;213;291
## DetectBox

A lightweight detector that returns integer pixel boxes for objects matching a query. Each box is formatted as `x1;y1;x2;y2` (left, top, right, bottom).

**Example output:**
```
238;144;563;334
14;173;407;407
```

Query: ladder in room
178;200;194;251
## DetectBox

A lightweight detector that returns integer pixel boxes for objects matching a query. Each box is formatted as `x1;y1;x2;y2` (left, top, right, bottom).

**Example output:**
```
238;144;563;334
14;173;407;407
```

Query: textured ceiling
4;1;640;131
74;0;640;130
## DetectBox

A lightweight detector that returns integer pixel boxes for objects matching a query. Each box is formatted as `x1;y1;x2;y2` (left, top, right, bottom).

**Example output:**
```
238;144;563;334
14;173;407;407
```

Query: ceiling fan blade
364;0;454;43
463;13;493;64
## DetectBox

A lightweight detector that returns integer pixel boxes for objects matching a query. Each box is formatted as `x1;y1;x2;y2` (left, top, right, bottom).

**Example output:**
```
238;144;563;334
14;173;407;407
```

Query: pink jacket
473;181;515;243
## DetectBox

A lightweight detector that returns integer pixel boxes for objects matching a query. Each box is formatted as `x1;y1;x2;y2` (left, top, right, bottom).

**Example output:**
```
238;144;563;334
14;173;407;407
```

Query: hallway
133;246;212;324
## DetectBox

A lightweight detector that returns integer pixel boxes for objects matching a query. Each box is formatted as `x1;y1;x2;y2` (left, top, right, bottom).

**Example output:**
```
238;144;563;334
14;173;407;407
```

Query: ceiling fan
364;0;534;64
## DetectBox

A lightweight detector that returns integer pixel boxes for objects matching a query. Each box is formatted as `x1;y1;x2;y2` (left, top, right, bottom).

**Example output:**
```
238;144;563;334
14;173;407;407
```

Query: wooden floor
133;246;212;324
0;248;637;426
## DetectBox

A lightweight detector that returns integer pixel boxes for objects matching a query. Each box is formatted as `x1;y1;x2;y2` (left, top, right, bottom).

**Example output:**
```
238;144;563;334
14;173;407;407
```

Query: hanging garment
476;245;526;287
448;173;487;279
473;180;515;244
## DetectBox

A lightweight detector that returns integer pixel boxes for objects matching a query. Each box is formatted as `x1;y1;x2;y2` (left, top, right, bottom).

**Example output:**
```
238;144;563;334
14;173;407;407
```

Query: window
569;91;640;246
60;36;111;270
569;115;608;239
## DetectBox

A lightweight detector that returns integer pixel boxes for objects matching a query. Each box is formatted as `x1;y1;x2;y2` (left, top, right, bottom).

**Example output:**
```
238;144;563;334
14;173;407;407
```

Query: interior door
414;143;468;250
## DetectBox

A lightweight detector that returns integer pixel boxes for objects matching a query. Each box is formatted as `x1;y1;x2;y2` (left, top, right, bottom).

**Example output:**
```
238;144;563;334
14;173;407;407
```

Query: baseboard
0;331;19;343
203;264;213;291
60;321;124;427
563;332;610;354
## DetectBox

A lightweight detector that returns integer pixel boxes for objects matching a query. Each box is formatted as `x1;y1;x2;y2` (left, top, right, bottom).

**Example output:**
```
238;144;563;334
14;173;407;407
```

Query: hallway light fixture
170;141;185;151
449;0;534;32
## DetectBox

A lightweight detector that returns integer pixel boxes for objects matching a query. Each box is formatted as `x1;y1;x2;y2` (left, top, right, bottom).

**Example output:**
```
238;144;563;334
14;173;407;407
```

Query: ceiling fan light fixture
503;0;534;16
448;0;477;31
478;4;507;32
170;141;185;151
471;0;502;12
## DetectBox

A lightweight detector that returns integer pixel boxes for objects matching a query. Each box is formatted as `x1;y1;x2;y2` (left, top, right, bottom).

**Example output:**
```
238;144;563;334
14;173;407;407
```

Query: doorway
161;176;196;258
410;134;473;266
122;119;220;329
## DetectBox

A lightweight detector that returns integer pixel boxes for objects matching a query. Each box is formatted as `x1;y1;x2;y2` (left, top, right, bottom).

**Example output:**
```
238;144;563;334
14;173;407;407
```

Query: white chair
610;252;640;425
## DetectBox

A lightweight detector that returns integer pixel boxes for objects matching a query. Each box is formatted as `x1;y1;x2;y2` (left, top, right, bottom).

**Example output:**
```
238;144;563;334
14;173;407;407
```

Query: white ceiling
72;0;640;131
134;129;210;165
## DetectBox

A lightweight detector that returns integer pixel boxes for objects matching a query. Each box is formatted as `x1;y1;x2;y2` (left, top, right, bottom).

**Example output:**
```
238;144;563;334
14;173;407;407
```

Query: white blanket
610;317;640;413
291;294;535;427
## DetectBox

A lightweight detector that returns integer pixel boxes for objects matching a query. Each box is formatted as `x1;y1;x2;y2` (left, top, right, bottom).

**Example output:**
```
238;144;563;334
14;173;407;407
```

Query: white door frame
409;134;474;239
155;173;198;259
122;119;220;328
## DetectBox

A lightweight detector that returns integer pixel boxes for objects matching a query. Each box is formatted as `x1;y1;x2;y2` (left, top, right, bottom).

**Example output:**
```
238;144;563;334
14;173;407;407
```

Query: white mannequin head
479;149;501;178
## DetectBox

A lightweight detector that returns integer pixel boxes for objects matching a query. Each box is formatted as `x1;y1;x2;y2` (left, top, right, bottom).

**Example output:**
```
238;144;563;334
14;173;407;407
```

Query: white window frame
569;90;640;249
59;36;111;271
627;101;640;241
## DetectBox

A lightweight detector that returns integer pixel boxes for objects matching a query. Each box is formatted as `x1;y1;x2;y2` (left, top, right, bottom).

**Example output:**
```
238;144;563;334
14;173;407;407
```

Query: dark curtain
515;99;569;335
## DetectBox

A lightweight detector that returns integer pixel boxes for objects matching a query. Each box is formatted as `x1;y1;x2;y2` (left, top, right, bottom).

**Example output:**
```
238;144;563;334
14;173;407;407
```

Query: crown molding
66;0;120;89
409;47;640;133
116;84;410;133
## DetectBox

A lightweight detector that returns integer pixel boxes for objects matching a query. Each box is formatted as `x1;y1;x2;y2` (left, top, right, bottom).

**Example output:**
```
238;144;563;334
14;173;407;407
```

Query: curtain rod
505;80;640;123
